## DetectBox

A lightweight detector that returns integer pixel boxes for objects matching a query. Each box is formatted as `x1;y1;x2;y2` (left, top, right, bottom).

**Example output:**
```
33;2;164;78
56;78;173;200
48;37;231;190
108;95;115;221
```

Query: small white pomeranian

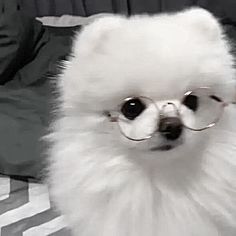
47;8;236;236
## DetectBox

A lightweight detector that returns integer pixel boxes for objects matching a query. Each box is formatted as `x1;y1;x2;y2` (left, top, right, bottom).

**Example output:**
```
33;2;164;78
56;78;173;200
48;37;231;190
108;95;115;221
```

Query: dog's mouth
150;144;174;151
150;141;182;152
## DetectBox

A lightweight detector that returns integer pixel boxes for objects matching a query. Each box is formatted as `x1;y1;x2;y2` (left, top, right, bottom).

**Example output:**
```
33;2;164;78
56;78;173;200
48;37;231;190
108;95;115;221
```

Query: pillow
0;12;44;84
45;25;81;36
0;11;78;179
36;13;112;27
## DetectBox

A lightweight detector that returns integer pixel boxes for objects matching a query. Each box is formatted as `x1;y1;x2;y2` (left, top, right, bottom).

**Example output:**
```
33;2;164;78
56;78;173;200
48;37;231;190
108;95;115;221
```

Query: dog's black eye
182;95;199;111
121;98;146;120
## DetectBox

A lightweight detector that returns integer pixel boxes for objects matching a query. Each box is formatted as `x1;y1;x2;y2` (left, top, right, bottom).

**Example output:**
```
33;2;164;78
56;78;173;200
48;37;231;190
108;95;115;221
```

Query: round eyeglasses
105;87;230;142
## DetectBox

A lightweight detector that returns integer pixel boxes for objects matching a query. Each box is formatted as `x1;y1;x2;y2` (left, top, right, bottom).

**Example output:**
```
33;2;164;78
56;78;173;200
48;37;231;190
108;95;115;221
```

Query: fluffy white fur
47;8;236;236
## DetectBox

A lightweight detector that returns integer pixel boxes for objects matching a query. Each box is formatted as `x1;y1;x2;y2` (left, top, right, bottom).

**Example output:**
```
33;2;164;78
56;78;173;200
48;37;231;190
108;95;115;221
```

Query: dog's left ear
180;8;223;41
72;15;125;55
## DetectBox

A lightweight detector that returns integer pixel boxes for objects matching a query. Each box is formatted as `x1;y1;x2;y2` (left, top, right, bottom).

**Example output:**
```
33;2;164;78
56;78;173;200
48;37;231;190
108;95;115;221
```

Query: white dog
47;8;236;236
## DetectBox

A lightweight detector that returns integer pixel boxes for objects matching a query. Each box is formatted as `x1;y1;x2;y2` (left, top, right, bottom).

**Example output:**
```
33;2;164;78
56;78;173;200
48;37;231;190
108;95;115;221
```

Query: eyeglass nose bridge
157;101;216;132
159;102;181;119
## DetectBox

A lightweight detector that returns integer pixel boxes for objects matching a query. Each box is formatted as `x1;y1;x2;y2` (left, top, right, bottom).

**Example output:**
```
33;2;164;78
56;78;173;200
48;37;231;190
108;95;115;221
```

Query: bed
0;0;236;235
0;175;70;235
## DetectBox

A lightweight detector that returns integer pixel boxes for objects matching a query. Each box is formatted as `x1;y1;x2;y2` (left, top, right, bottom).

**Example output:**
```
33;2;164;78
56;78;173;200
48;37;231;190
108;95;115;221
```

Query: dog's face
60;8;235;161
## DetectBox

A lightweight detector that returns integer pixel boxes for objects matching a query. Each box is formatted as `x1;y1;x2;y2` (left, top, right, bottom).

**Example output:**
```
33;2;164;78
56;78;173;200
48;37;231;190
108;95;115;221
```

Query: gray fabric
127;0;161;14
1;208;60;236
20;0;86;17
16;0;236;22
161;0;197;12
0;175;69;235
0;6;76;178
0;178;28;214
198;0;236;22
0;87;48;177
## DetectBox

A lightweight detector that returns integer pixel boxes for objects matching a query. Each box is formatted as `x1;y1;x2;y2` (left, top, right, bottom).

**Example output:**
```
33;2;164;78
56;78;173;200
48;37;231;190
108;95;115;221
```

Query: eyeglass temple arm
103;111;118;122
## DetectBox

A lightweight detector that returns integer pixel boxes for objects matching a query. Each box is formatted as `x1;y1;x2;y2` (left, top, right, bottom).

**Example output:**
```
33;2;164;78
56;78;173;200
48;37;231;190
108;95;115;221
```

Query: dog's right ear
179;8;223;41
72;15;125;55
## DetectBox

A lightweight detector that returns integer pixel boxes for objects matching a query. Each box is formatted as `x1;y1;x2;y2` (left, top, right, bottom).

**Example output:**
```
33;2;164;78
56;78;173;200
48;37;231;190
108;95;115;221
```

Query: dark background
0;0;235;179
9;0;236;22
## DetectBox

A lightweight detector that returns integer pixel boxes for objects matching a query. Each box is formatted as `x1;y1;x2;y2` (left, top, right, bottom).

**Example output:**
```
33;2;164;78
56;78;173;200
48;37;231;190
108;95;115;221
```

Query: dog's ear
72;15;125;55
180;8;222;41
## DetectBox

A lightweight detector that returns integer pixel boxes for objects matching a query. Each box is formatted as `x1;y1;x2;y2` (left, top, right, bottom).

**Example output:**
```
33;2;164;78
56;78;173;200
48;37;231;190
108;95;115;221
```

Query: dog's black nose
158;117;183;140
